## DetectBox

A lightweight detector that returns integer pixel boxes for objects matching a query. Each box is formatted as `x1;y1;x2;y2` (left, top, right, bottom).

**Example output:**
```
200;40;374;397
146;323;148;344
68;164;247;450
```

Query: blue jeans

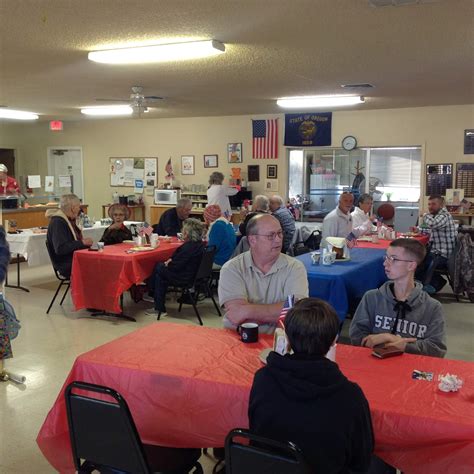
416;251;447;289
147;262;171;312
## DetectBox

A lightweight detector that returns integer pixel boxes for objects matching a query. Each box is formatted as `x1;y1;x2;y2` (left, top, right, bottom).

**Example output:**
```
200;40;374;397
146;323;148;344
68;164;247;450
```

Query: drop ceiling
0;0;472;121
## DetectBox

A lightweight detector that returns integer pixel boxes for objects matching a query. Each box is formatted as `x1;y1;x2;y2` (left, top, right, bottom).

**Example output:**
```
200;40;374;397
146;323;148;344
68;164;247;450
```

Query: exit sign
49;120;63;131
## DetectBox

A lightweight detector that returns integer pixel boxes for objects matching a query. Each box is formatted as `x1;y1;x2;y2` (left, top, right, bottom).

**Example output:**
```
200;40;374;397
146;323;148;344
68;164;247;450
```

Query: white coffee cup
326;343;337;362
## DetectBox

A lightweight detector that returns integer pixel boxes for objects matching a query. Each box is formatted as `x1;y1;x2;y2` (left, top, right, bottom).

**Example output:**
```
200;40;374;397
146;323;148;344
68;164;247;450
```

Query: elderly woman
46;194;93;278
145;218;205;318
351;193;375;234
238;194;270;236
206;171;239;217
204;204;236;269
100;204;132;245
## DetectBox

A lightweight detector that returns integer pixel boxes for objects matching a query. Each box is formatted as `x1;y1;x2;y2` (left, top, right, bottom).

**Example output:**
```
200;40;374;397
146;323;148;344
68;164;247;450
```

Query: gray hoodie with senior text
350;281;447;358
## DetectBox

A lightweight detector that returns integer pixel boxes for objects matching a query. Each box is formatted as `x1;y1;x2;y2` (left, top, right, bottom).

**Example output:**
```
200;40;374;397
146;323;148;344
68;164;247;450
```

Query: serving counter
150;205;240;225
0;205;88;229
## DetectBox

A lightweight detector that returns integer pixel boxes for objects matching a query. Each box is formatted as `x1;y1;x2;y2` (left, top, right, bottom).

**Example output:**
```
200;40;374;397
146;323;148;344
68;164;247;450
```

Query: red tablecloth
36;323;474;474
71;241;181;313
357;234;430;249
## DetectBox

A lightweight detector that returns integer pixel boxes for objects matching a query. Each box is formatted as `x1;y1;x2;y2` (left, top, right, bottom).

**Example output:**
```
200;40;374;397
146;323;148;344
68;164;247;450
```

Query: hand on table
82;237;93;246
224;300;250;326
362;333;416;350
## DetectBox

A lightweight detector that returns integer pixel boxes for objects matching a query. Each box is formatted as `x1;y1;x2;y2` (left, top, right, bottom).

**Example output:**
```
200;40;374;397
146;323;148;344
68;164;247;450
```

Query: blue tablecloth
297;248;388;321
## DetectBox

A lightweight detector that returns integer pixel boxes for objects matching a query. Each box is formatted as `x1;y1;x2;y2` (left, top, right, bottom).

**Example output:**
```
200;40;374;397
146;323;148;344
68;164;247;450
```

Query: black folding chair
169;246;222;326
45;240;71;314
225;428;311;474
65;381;202;474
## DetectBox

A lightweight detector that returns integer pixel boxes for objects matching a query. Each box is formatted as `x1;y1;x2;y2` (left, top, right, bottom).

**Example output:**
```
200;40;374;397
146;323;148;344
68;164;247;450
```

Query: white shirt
351;206;369;228
207;184;238;216
321;207;354;248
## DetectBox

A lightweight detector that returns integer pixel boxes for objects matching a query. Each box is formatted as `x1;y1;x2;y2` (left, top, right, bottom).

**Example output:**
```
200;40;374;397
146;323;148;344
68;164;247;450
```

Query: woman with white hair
145;218;205;318
238;194;270;236
0;164;20;195
206;171;239;217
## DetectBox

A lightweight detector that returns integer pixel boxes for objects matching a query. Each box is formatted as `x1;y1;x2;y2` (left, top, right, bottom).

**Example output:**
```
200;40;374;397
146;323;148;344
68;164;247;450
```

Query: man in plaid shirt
417;195;456;293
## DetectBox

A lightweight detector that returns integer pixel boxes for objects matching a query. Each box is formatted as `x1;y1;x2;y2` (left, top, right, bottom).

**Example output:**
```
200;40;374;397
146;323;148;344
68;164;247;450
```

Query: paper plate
259;348;272;365
123;240;135;243
128;246;155;252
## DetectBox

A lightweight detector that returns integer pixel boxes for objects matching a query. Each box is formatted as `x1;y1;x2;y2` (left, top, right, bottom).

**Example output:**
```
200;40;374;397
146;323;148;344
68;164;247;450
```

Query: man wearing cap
0;164;21;194
204;204;236;269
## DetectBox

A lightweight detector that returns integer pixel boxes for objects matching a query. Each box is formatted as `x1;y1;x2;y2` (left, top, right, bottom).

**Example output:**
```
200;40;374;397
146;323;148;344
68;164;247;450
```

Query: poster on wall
145;158;157;186
284;112;332;146
110;157;158;187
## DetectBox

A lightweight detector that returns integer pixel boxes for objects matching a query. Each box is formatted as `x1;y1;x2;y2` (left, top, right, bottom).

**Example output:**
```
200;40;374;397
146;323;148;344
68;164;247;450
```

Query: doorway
0;149;16;176
47;147;84;201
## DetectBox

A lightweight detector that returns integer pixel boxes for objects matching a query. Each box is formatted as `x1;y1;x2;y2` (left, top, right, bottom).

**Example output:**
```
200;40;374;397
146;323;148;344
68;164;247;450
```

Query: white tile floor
0;262;472;473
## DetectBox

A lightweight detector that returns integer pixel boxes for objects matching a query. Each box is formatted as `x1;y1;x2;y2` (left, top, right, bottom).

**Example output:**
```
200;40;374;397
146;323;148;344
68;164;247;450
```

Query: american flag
139;222;153;237
278;294;295;328
252;119;278;159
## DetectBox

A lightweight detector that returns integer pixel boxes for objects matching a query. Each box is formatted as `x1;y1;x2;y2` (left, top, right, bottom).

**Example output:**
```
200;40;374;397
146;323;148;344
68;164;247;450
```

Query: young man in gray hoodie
350;238;447;358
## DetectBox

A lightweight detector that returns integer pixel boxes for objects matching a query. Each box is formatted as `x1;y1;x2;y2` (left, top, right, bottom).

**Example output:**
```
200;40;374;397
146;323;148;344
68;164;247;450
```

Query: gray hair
358;193;373;206
60;194;80;212
177;197;192;209
208;171;224;185
253;195;270;212
246;213;279;237
270;195;284;206
0;164;8;173
182;218;205;242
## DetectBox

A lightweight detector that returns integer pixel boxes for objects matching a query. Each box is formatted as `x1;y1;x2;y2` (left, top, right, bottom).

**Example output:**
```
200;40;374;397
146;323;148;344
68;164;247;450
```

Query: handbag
292;229;322;256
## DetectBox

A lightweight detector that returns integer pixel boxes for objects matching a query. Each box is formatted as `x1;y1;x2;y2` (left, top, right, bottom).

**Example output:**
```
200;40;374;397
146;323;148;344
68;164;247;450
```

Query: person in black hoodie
249;298;374;474
145;218;205;318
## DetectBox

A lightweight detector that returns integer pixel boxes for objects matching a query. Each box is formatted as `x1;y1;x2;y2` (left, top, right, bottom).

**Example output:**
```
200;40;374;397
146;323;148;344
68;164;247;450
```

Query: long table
296;247;387;321
71;240;181;313
36;323;474;474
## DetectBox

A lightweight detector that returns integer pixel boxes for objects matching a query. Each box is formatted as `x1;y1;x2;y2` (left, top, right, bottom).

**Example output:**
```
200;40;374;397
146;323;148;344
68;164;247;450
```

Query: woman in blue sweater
204;205;236;269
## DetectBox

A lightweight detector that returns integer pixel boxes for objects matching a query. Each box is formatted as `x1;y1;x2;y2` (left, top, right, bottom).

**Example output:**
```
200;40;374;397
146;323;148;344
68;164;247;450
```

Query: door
47;147;84;201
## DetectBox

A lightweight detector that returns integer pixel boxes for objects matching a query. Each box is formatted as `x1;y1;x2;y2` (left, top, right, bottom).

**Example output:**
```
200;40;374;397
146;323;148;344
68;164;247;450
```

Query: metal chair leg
59;283;71;305
47;281;66;314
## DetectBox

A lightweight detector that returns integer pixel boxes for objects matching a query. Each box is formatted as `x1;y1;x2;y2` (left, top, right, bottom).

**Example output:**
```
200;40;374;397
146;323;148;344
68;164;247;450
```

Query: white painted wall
1;104;472;220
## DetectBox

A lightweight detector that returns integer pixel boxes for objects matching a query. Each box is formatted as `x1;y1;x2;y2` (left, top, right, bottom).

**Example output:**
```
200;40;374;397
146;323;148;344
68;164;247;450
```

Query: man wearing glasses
218;214;308;333
350;238;446;358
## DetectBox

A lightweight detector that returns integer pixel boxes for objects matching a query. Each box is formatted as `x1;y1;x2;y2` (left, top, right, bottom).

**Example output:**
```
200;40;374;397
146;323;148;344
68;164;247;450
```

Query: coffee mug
322;250;336;265
237;322;259;343
372;235;379;244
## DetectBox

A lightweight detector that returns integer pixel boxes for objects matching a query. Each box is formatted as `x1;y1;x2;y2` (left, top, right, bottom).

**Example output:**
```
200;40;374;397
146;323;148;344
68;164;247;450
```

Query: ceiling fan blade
95;98;130;102
144;96;163;100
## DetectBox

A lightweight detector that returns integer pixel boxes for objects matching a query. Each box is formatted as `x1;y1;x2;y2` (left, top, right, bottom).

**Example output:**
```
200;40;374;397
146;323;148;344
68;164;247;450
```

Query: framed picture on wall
181;155;195;175
204;154;218;168
248;165;260;182
227;143;242;163
267;164;278;179
265;179;279;192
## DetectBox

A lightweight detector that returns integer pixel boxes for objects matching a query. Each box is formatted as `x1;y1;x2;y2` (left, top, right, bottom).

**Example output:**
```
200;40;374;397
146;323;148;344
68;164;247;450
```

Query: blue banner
284;112;332;146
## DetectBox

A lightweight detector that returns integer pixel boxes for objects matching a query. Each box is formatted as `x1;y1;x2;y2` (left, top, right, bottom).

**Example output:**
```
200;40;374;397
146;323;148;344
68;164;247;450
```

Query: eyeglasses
384;254;415;264
254;231;283;241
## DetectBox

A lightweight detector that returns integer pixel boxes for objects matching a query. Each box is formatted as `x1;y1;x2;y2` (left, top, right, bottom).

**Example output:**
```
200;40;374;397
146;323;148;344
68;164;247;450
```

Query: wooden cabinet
1;205;88;229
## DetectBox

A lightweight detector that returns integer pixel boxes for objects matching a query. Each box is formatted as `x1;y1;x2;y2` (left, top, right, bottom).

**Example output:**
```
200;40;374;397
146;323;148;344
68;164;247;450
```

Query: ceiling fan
95;86;163;115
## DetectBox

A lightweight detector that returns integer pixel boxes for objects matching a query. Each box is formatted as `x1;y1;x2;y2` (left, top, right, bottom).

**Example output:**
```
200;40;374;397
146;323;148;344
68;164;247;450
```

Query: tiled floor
0;262;472;473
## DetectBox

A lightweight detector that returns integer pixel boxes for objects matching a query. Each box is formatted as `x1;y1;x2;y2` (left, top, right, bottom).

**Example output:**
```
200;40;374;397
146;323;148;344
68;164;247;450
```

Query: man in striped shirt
418;195;456;294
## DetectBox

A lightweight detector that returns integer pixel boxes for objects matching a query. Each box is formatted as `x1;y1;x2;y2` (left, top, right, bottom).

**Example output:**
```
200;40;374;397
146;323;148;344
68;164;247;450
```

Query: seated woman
204;204;236;269
100;204;133;245
249;297;374;474
351;193;375;235
145;218;205;318
238;194;270;236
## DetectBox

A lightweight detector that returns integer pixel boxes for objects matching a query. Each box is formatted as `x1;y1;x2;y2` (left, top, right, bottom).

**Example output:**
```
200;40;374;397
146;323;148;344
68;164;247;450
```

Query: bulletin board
425;163;452;196
109;157;158;187
456;162;474;198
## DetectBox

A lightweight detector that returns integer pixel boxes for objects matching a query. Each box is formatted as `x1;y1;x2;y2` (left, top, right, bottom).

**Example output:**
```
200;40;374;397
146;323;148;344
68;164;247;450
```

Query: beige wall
1;104;472;220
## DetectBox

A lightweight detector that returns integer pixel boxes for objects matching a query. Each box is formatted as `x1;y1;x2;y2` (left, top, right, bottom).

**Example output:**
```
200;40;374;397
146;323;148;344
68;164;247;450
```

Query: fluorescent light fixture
80;105;133;116
88;40;225;64
276;95;365;108
0;109;39;120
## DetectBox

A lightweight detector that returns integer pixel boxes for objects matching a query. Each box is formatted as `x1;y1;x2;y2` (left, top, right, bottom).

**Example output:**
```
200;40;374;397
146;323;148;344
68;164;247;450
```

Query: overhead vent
341;83;375;89
369;0;439;6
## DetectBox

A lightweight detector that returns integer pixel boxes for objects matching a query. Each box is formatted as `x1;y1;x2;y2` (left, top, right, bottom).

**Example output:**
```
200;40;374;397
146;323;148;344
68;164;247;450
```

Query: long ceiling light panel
80;105;133;116
0;109;39;120
277;95;365;108
88;40;225;64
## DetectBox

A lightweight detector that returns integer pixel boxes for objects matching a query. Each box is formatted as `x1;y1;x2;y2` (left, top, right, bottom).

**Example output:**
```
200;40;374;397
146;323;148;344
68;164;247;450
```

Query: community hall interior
0;0;473;473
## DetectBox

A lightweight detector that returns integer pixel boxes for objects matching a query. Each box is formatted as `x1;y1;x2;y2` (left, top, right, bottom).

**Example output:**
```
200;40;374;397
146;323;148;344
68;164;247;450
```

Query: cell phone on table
372;345;403;359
